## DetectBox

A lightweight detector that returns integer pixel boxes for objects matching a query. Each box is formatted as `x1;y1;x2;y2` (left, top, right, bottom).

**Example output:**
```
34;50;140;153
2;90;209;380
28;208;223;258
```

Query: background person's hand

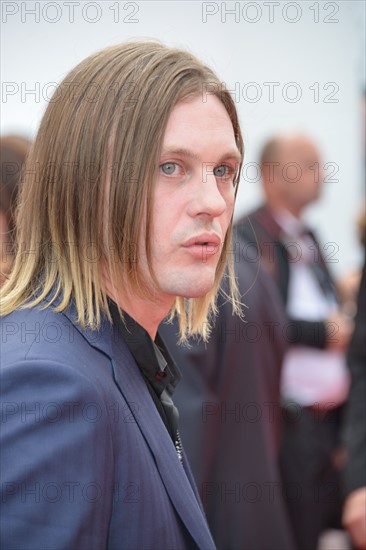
343;487;366;550
325;311;354;351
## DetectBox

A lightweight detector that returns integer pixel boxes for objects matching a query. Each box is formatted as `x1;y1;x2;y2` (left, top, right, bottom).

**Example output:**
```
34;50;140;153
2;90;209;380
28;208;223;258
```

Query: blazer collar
255;204;284;242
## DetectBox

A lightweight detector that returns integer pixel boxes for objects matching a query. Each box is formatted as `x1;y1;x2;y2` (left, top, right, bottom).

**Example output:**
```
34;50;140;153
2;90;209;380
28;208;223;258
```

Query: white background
1;0;365;276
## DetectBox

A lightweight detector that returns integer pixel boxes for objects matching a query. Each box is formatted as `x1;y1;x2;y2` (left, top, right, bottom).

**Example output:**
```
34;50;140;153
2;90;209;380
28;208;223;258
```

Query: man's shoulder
235;204;282;245
235;204;270;237
235;204;265;228
0;304;107;371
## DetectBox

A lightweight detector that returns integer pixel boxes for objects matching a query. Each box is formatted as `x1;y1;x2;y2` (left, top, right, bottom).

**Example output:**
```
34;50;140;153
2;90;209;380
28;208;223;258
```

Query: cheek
150;212;177;251
220;183;235;206
221;208;234;233
225;193;235;219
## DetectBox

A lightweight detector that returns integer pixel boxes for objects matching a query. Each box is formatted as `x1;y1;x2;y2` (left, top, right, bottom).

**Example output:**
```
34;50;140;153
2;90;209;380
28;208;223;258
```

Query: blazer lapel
109;333;215;550
62;305;215;550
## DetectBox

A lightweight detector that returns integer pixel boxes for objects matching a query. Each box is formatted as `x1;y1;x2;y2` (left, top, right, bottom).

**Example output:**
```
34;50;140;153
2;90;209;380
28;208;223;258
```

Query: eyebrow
161;147;242;164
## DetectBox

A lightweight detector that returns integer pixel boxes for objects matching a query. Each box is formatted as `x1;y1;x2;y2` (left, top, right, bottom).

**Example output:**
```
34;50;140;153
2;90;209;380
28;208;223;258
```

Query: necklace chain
174;430;183;465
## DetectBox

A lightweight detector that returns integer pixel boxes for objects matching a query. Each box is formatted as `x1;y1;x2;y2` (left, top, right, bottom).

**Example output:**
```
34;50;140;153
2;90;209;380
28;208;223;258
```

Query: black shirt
109;301;182;443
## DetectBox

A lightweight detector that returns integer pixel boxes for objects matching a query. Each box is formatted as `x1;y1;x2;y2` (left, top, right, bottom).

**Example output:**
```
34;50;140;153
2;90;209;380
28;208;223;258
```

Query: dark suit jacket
0;297;215;550
160;246;296;550
236;204;337;349
342;254;366;495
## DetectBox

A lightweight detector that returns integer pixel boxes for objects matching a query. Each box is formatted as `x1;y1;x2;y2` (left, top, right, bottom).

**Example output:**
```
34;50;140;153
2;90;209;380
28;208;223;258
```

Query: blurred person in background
342;244;366;549
337;206;365;318
161;240;296;550
0;135;31;283
236;134;353;550
341;89;366;550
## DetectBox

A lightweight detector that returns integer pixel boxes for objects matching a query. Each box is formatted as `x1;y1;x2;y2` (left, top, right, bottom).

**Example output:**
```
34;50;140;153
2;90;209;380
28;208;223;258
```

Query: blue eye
214;165;234;179
213;165;227;177
160;162;178;175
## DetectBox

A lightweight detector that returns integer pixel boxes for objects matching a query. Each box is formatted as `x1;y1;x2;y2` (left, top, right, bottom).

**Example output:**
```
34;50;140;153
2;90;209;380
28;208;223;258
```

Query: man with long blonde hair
1;42;243;548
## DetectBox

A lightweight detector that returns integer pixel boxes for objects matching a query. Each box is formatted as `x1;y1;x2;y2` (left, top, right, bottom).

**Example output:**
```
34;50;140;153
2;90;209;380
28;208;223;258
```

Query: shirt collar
270;207;306;239
108;300;181;397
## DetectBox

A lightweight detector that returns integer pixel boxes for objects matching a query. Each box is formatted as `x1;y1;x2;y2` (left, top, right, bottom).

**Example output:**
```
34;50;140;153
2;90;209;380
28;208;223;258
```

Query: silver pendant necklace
175;430;183;465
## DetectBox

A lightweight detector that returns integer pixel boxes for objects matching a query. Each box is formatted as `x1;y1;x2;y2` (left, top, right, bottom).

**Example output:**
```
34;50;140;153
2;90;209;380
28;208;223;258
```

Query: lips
182;233;222;248
182;234;222;260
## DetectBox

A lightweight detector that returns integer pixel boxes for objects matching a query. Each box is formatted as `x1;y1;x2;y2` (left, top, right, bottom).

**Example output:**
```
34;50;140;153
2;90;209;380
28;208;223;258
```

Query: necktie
301;228;336;299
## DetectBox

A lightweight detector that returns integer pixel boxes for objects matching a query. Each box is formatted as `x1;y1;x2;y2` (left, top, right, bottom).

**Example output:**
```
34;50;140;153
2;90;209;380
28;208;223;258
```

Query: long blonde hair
0;41;244;341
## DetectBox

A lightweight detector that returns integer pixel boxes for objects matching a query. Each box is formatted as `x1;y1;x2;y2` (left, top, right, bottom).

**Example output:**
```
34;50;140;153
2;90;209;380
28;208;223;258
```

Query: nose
187;173;230;219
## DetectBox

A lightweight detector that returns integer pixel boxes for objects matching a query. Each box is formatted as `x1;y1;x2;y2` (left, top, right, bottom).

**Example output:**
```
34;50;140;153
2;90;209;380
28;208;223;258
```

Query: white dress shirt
273;209;350;407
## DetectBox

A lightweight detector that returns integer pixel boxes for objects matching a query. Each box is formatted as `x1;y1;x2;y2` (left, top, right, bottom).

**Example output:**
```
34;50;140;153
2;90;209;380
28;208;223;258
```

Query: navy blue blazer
0;298;215;550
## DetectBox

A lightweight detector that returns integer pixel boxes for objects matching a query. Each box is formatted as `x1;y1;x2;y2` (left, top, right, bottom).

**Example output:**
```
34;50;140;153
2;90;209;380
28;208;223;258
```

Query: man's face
141;94;240;303
275;137;323;212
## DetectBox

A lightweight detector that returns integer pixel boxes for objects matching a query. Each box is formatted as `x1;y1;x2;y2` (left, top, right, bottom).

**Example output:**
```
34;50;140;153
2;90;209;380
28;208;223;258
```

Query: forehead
162;95;240;158
280;138;320;160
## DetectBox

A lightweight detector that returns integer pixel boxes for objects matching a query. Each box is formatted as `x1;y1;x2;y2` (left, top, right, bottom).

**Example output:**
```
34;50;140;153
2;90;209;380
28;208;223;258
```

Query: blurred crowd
1;124;365;549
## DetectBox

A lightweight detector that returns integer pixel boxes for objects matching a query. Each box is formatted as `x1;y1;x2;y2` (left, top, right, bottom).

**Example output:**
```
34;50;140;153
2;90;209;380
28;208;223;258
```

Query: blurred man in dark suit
236;135;353;550
342;251;366;549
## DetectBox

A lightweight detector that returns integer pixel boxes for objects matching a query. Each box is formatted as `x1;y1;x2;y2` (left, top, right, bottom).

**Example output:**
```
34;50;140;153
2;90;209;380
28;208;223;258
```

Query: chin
161;272;217;299
182;286;215;299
